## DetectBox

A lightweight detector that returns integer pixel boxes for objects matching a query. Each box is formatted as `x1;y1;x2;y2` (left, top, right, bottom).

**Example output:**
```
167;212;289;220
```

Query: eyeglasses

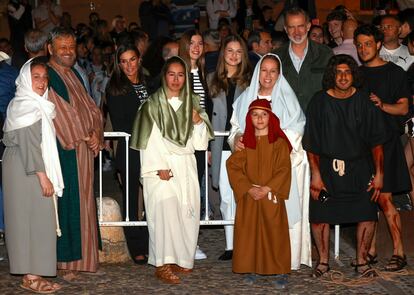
377;25;398;31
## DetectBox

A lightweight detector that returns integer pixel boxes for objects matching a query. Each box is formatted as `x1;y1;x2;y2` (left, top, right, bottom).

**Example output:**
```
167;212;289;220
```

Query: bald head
342;19;358;39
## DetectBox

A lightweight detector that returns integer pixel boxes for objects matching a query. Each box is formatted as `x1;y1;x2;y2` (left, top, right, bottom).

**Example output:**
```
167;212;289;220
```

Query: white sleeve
227;111;243;152
192;122;209;151
140;125;170;177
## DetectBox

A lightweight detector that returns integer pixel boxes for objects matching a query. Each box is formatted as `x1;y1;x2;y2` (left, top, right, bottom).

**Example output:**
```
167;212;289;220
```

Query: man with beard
355;24;410;272
46;27;103;280
274;7;332;111
303;54;388;278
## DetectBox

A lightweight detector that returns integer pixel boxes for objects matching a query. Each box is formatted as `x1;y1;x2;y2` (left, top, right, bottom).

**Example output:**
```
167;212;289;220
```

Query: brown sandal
385;254;407;272
170;264;193;274
20;276;62;294
155;265;181;284
311;262;330;278
58;270;79;282
351;253;378;267
355;263;378;278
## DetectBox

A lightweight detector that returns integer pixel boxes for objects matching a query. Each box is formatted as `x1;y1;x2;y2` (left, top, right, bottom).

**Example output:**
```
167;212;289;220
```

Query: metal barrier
98;131;234;227
98;131;341;259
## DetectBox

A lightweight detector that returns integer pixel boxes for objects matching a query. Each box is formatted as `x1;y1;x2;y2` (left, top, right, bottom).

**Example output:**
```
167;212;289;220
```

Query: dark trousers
116;142;149;257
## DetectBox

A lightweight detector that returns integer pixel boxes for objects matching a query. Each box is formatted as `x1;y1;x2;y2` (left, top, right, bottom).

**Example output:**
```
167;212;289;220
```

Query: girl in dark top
208;34;251;260
106;43;149;264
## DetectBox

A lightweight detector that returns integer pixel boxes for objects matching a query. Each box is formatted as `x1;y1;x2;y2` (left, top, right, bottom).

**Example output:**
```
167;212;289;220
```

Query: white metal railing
98;131;234;227
98;131;341;259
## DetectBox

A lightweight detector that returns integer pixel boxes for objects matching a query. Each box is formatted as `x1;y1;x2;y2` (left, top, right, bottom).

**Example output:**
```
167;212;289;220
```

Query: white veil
232;53;305;137
4;58;64;197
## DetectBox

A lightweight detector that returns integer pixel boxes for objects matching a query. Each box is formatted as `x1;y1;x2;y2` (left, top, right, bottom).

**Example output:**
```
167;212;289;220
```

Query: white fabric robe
140;100;209;269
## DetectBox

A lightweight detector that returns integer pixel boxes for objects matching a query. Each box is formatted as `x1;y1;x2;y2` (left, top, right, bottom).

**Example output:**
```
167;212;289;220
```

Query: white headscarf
233;53;305;135
4;59;64;197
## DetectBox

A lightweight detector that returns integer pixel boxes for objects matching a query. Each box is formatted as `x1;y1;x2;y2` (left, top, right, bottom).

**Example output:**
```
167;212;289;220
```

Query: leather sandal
155;265;181;284
351;253;378;267
311;262;330;278
355;262;377;278
21;276;62;294
58;270;79;282
385;254;407;272
170;264;193;274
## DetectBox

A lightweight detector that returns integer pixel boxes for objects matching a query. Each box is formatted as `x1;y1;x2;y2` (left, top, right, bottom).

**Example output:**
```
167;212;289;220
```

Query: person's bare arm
36;172;54;197
367;144;383;202
370;94;409;116
307;151;326;201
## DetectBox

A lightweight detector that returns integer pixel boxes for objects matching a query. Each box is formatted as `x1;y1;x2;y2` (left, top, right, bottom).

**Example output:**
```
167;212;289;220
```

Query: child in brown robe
227;99;292;289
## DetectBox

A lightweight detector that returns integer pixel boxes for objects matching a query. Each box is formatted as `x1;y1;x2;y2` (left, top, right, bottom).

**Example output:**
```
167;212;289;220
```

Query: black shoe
133;255;148;265
218;250;233;261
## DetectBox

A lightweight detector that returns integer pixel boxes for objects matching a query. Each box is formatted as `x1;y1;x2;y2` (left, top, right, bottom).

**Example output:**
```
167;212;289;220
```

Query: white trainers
194;245;207;260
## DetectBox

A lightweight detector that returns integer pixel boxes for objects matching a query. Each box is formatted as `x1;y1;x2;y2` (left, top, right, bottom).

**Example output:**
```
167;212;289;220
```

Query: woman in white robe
130;56;213;284
229;53;312;270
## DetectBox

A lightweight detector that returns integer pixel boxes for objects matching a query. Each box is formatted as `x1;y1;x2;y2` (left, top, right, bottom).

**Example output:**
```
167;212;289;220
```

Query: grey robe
2;120;56;276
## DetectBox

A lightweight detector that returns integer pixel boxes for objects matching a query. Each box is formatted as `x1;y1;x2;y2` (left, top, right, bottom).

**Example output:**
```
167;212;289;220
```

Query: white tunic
140;98;209;268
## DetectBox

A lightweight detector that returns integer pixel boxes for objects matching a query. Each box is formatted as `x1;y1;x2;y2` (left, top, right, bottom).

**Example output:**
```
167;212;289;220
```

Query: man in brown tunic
227;99;292;287
46;27;103;278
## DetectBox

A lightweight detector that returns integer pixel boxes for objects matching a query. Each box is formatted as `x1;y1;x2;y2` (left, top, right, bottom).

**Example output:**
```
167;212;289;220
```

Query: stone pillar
97;197;131;263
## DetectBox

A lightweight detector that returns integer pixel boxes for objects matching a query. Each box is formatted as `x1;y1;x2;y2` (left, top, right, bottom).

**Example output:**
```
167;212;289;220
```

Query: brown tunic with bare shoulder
226;136;292;275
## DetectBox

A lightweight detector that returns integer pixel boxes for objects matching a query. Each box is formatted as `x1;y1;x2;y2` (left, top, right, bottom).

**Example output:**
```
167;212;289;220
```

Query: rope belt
333;159;345;176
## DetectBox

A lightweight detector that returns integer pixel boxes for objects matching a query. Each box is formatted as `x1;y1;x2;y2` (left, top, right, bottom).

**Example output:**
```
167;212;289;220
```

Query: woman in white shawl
3;58;64;293
228;53;312;270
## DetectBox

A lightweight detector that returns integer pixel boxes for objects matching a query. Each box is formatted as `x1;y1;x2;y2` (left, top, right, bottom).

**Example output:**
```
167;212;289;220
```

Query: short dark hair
354;24;384;43
326;10;347;22
381;14;401;25
284;6;310;25
48;26;76;45
322;54;362;91
398;8;414;30
247;30;261;49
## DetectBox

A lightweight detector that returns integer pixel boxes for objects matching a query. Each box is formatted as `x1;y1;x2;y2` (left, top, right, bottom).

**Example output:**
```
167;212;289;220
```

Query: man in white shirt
379;14;414;71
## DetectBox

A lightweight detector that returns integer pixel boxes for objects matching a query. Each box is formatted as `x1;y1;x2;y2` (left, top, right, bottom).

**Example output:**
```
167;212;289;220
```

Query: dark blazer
106;84;145;170
274;40;333;111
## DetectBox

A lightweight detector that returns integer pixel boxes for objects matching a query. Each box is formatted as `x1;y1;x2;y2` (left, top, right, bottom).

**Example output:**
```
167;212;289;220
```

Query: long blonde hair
209;35;251;98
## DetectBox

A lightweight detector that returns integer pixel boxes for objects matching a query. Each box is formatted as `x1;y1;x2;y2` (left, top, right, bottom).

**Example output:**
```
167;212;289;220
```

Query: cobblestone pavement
1;169;413;294
0;227;413;295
